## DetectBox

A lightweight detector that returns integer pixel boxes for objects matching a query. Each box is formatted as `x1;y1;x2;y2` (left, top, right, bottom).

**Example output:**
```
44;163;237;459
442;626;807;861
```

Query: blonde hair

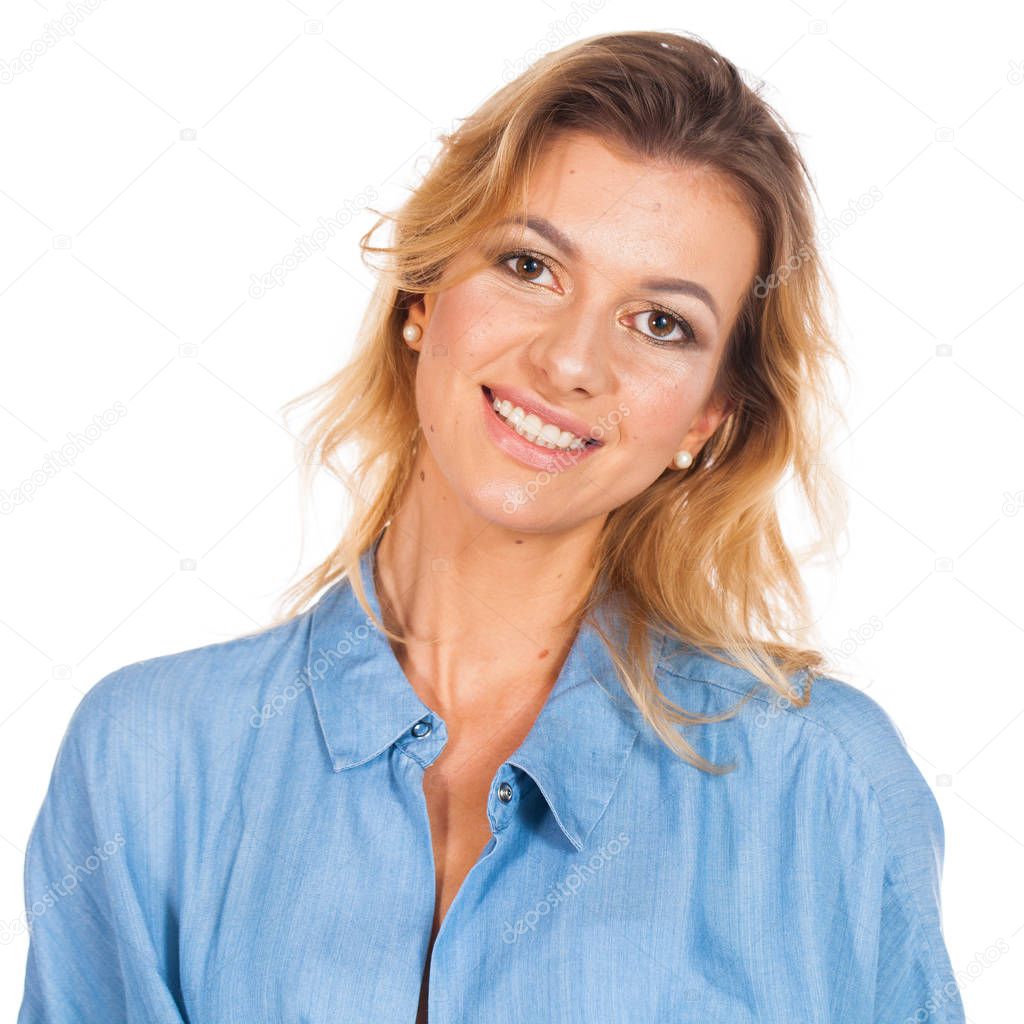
261;29;851;773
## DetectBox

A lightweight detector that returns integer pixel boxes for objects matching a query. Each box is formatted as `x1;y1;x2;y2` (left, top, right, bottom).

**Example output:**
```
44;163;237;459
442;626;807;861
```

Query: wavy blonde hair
260;29;851;773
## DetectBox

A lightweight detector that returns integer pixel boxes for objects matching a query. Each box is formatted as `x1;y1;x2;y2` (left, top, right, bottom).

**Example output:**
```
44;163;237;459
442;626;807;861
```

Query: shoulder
61;610;313;771
656;640;944;859
655;642;961;1016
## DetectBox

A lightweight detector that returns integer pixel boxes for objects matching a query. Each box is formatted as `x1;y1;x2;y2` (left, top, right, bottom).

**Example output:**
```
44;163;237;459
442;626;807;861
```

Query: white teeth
491;395;589;450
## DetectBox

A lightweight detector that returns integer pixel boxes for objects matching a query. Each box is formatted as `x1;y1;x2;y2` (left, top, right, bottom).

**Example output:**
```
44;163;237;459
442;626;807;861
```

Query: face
403;130;761;534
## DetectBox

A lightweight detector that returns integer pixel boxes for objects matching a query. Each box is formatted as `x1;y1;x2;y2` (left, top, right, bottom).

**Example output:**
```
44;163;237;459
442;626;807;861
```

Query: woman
18;30;964;1024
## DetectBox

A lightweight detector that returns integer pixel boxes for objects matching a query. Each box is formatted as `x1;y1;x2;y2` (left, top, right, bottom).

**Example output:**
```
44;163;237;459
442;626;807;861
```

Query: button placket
400;715;446;766
488;765;522;833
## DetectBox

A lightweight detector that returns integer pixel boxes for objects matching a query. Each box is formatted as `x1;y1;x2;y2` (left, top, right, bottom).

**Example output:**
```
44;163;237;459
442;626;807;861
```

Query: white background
1;0;1021;1018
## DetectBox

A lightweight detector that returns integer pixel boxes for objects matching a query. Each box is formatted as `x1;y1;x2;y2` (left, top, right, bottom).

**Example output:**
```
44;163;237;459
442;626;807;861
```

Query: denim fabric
18;532;965;1023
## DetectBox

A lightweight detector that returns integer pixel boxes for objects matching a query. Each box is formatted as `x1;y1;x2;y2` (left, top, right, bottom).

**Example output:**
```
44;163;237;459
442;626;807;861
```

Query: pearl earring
673;450;693;470
402;323;422;344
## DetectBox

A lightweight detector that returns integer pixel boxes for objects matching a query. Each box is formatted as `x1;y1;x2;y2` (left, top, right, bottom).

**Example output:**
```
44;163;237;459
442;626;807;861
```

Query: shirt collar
304;532;662;852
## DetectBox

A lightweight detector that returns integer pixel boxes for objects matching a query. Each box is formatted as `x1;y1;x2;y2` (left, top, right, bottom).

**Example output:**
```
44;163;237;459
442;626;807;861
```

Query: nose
525;301;614;397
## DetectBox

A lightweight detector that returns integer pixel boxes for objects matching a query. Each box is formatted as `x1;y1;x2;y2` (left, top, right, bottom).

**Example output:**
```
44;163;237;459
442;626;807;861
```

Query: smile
480;385;601;471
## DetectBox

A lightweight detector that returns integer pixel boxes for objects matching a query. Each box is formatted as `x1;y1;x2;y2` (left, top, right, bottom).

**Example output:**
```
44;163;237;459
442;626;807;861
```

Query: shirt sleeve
873;843;962;1024
854;700;965;1024
868;774;962;1024
17;671;188;1024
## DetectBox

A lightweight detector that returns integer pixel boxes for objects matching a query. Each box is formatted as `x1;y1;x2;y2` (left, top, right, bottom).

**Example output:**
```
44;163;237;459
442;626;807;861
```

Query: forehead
516;132;761;318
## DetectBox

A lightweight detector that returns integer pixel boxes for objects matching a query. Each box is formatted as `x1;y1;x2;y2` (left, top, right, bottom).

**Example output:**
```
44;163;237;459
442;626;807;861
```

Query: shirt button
498;781;514;803
411;719;432;738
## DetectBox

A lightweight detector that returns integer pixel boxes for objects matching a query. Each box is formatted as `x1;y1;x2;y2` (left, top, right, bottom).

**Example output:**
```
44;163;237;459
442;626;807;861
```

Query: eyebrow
495;214;721;325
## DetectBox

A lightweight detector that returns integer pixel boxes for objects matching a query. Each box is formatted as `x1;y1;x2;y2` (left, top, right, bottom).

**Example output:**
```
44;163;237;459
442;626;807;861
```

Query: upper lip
483;383;602;444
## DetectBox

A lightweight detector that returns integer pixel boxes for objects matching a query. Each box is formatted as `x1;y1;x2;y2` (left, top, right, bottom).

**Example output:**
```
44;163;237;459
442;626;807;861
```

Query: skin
380;130;761;722
383;129;761;1020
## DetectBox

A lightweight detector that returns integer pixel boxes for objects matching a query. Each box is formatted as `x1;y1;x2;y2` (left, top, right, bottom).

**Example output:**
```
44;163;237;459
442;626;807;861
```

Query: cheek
618;375;704;450
413;284;509;426
426;281;519;368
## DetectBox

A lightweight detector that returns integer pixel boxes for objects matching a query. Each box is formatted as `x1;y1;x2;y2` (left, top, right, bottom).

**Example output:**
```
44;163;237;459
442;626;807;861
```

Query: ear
402;292;436;352
670;391;733;469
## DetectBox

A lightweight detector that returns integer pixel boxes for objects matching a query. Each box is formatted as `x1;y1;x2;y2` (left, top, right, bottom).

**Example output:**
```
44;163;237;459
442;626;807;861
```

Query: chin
460;476;596;535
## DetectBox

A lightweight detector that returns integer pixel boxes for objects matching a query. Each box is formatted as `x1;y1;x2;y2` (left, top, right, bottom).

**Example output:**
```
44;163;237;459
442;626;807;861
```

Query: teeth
491;395;590;450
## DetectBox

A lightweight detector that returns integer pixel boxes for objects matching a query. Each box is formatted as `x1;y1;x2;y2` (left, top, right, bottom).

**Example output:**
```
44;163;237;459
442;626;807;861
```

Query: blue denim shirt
19;533;965;1023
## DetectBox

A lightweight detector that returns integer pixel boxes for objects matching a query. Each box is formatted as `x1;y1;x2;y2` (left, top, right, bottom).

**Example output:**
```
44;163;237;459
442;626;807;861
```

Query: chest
420;734;512;929
181;741;847;1024
415;743;508;1023
417;699;553;929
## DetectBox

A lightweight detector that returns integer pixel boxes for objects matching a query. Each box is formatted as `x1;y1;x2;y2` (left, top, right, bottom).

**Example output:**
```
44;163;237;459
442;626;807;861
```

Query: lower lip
480;386;601;471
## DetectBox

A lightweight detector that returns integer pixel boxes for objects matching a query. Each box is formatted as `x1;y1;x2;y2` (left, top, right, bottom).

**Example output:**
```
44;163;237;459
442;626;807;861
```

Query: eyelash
494;248;700;348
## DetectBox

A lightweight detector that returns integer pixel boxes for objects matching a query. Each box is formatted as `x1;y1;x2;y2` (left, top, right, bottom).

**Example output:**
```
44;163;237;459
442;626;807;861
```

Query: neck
372;449;606;721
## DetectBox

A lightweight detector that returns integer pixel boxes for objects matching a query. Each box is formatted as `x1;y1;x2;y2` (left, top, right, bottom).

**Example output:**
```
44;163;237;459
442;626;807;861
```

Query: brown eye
498;251;559;289
646;311;679;338
621;309;698;347
514;255;544;280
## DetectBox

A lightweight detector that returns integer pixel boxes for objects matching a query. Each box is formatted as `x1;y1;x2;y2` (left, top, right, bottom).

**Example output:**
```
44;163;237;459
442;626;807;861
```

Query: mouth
480;384;602;471
481;385;602;450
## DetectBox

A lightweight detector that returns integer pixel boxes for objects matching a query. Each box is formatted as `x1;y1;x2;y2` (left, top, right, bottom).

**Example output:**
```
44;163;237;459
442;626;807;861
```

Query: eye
497;250;560;290
621;308;699;347
496;248;700;348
